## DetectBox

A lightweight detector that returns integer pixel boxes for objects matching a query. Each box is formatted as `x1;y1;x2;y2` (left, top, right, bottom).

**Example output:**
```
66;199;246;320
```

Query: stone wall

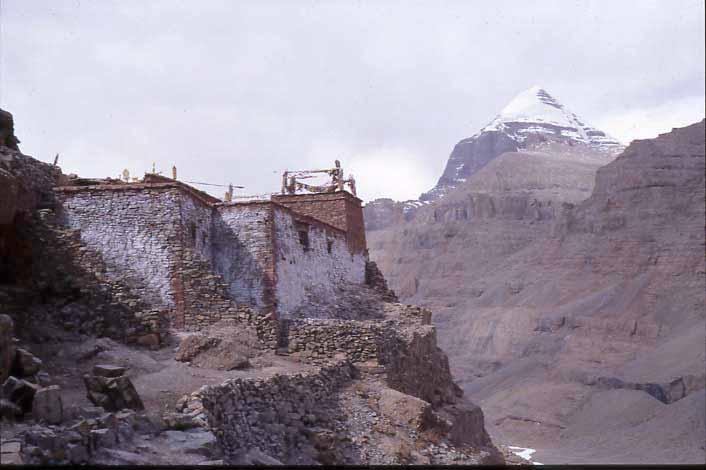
286;318;391;363
212;203;275;312
282;304;460;407
56;186;185;309
200;304;489;464
272;192;367;254
201;359;355;463
2;208;165;343
55;184;370;329
55;184;231;330
273;204;366;319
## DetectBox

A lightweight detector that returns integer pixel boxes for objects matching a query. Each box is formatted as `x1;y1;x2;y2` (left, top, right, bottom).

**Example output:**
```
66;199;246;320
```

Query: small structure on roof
281;160;356;196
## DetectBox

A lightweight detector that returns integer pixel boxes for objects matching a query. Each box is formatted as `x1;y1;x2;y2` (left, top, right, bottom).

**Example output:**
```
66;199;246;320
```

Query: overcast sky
1;0;704;201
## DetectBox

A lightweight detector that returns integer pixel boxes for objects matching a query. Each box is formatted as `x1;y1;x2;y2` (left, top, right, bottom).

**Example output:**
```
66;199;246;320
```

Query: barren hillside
366;121;706;464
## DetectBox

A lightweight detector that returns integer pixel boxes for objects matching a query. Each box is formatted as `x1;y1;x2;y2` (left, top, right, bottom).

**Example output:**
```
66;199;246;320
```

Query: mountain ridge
420;86;624;201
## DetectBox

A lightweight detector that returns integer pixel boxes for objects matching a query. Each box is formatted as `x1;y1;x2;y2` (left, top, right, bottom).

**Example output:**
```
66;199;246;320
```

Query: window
189;222;197;241
326;239;333;254
295;221;310;252
298;230;310;251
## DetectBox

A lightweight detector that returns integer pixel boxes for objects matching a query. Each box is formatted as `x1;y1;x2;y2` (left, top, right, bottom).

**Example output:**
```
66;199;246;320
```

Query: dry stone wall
282;304;459;407
273;204;366;319
55;186;370;329
199;304;490;465
56;187;185;309
212;203;275;311
272;192;367;254
201;359;355;464
286;318;392;363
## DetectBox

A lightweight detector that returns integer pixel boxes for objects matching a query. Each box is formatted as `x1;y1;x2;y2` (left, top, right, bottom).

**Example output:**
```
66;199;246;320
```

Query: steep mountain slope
367;121;705;463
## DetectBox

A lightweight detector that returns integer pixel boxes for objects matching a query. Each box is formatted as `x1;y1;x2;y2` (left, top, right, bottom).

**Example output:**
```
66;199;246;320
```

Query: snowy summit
417;85;625;202
478;85;623;151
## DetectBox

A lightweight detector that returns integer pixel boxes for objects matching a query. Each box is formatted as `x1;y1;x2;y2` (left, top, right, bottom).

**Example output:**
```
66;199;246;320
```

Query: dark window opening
298;229;310;252
189;222;197;241
326;239;333;254
295;221;310;252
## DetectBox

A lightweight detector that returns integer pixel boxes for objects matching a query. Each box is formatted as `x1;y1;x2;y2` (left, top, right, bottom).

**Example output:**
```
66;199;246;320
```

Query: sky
1;0;704;202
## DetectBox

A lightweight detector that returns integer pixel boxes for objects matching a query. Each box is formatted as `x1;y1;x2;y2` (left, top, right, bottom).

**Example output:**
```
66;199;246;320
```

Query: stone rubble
83;365;144;412
31;385;63;425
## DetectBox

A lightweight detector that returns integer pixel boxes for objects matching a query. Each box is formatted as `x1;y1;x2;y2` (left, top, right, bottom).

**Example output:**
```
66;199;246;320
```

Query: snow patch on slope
508;446;544;465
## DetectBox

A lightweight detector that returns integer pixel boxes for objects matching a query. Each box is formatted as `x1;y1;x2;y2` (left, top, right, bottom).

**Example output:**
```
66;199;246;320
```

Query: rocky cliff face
367;120;705;464
0;109;63;285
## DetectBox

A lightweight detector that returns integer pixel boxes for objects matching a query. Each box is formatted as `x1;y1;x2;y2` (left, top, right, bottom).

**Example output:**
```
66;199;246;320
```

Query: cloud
594;95;705;144
1;0;704;203
347;147;437;202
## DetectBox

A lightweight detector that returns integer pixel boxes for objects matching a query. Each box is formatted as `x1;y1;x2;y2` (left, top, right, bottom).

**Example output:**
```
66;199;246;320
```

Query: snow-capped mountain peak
478;86;623;150
417;86;625;202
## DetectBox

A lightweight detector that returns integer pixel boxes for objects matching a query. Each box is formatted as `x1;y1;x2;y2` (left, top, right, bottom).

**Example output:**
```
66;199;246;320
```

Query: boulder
0;398;22;420
93;448;153;465
136;333;160;348
92;364;127;378
83;373;144;411
175;334;215;362
13;348;43;377
0;314;15;384
36;371;52;387
66;442;89;464
32;385;63;424
234;448;284;465
65;404;105;420
163;428;219;457
163;412;200;430
0;108;20;150
90;428;118;450
0;440;23;465
378;388;434;430
2;376;38;412
437;401;494;449
175;323;257;370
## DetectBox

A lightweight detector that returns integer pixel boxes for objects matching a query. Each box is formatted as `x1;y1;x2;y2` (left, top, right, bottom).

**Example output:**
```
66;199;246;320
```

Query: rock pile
0;313;65;425
171;389;208;429
17;408;152;465
175;320;259;370
83;365;144;412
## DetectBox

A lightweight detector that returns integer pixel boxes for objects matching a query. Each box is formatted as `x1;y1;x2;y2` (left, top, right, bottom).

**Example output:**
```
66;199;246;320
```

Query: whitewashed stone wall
178;192;214;262
213;203;275;311
57;188;185;308
57;188;369;325
273;205;366;319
